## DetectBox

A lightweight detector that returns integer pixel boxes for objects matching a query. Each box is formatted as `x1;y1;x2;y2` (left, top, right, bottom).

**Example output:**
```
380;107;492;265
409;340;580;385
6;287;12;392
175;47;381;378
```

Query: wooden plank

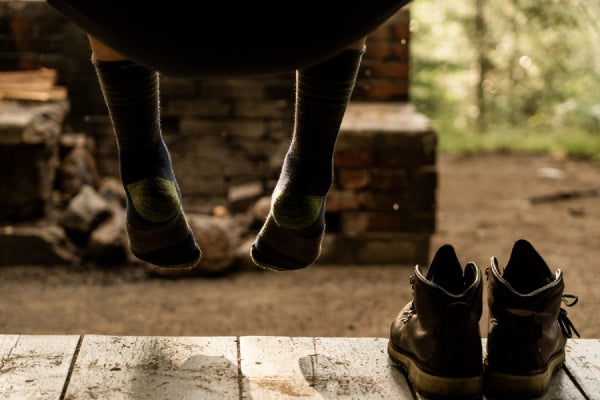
240;336;319;399
0;334;80;400
0;86;67;101
0;68;66;101
0;334;20;353
565;338;600;400
313;337;415;399
0;68;57;89
64;335;239;400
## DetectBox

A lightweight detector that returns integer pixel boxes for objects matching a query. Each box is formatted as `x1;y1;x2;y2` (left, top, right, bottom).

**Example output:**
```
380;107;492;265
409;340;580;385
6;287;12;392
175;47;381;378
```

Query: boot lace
401;302;415;324
401;276;416;324
558;294;580;338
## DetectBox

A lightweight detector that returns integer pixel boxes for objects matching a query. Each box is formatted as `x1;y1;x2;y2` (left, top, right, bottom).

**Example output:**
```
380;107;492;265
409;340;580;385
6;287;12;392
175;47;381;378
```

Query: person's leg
251;37;367;271
88;35;201;268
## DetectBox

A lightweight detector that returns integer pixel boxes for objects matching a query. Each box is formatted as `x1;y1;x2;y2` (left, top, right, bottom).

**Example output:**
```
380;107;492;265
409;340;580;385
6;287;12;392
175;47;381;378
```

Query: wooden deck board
565;338;600;400
0;335;80;400
63;335;239;400
240;336;318;399
313;337;414;399
1;335;598;399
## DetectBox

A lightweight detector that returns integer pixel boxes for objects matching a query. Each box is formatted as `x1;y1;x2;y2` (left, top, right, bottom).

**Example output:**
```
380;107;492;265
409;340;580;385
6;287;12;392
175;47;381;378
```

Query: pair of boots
388;239;579;399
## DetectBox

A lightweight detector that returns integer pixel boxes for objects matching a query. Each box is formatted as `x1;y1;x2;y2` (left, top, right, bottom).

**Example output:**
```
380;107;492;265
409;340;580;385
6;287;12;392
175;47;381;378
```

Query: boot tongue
426;244;465;295
502;239;554;294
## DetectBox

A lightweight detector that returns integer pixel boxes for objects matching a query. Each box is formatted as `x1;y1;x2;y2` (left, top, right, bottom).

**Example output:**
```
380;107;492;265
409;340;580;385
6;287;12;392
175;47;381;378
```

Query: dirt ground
0;152;598;338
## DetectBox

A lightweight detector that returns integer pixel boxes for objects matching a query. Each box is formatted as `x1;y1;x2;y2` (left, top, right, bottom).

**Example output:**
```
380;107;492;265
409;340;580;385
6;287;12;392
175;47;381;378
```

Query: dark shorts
47;0;410;77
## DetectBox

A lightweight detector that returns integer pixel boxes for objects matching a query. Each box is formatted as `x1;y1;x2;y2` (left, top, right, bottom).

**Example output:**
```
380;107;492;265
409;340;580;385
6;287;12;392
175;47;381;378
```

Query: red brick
392;23;411;40
377;151;435;168
336;169;371;190
340;211;435;233
365;42;394;60
359;80;409;101
392;41;410;60
368;170;409;189
407;167;438;189
334;150;374;168
337;168;436;191
326;190;372;212
365;61;410;79
370;191;436;211
367;25;393;41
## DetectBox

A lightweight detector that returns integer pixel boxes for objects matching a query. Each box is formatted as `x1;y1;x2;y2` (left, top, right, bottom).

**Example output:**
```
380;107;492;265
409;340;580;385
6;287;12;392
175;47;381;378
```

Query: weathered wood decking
1;335;598;399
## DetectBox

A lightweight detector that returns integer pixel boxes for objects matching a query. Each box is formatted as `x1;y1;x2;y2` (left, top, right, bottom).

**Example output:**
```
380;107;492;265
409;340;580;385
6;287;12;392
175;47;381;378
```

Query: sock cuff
92;56;159;99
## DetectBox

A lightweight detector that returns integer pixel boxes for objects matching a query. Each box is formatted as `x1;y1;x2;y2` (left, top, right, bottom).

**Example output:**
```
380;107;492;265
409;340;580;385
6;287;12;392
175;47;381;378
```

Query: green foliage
409;0;600;160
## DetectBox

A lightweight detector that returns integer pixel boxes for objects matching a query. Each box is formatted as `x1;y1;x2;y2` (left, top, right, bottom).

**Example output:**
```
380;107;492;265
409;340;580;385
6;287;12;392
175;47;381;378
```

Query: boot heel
484;351;565;397
388;342;483;399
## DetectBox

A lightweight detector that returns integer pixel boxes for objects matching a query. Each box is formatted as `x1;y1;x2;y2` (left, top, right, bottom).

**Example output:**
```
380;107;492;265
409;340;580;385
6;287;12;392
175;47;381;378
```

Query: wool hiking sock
93;58;201;268
251;47;364;271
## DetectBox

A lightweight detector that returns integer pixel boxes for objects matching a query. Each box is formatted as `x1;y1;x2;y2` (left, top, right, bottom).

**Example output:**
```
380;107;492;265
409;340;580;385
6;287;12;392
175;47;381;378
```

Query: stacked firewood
0;68;67;102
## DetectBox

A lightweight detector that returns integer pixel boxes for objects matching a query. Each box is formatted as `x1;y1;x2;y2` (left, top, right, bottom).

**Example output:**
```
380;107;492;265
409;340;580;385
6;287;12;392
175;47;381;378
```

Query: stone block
333;149;375;168
0;224;78;265
336;168;437;191
318;232;430;266
159;76;198;97
85;205;130;265
227;181;264;213
338;103;434;142
326;191;372;212
198;79;267;99
339;211;435;234
179;118;266;138
59;185;112;244
0;100;68;221
161;99;232;118
232;99;291;119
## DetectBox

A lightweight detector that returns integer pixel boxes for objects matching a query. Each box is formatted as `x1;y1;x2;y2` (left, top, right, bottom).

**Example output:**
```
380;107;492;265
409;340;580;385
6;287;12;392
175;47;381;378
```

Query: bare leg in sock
88;36;201;268
251;37;367;271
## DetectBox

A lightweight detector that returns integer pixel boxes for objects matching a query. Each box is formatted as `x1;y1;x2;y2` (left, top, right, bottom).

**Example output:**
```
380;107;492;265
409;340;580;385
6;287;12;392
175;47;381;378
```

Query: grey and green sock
251;47;365;270
93;58;201;268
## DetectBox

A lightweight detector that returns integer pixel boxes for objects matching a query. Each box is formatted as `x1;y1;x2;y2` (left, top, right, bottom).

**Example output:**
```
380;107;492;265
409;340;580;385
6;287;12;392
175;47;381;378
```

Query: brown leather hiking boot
485;239;580;398
388;244;483;399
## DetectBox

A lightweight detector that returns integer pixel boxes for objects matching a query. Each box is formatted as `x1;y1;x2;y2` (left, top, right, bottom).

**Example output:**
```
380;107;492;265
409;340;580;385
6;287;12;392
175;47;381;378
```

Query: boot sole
387;341;483;399
484;350;564;397
145;252;202;270
249;245;309;271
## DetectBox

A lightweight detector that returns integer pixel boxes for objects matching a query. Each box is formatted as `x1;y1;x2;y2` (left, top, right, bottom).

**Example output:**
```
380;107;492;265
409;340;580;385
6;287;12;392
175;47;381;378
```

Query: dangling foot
251;47;365;271
121;145;201;269
251;156;328;271
91;58;201;269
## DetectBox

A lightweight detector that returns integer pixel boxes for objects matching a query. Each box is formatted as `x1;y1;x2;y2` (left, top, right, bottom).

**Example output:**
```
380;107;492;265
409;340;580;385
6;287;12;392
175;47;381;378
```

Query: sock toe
134;232;202;269
251;212;324;271
127;209;202;268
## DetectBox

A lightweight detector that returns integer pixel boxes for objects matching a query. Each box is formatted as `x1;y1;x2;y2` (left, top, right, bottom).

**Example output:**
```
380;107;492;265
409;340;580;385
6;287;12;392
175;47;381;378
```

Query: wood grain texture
240;336;318;399
0;335;80;400
1;335;597;400
565;338;600;400
63;335;239;400
313;337;414;399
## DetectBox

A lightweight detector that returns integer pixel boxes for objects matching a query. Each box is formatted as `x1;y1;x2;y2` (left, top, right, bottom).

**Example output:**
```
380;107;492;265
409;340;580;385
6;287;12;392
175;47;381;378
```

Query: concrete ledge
0;335;596;399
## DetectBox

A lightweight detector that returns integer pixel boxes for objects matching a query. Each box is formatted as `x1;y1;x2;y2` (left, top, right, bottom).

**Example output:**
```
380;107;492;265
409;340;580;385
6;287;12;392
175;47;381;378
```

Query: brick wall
320;103;436;265
0;0;411;211
1;1;434;264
